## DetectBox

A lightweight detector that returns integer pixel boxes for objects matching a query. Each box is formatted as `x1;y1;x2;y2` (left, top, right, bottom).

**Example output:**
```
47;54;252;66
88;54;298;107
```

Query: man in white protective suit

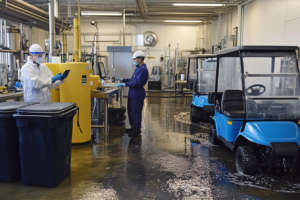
21;44;68;103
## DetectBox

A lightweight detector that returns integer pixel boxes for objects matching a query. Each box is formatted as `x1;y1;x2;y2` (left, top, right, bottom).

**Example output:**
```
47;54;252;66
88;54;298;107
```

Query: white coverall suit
21;56;64;103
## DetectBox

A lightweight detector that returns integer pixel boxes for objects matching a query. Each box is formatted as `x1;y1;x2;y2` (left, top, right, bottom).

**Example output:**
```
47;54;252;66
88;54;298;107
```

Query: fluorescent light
164;20;202;23
81;11;122;16
173;3;224;6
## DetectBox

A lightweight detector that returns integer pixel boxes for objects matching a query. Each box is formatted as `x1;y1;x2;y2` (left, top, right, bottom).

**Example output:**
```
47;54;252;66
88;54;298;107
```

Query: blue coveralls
123;63;149;129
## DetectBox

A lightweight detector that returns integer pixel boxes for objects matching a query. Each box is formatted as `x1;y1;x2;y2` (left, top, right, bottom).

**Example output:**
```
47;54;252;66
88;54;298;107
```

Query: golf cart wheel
209;125;222;145
190;107;201;124
235;146;257;175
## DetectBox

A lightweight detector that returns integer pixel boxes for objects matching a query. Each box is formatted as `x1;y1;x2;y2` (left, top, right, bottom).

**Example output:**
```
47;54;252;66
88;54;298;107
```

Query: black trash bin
0;102;37;182
14;102;77;187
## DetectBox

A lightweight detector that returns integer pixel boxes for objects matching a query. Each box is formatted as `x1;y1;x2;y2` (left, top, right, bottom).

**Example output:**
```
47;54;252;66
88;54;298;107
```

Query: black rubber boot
126;128;133;133
127;129;141;136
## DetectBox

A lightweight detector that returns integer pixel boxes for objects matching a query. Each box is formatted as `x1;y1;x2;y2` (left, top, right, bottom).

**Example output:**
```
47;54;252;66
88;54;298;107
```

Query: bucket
180;73;185;81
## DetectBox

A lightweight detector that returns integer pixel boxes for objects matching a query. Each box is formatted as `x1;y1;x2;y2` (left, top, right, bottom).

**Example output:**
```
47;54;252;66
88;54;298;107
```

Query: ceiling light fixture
173;3;224;6
164;20;202;23
81;11;122;16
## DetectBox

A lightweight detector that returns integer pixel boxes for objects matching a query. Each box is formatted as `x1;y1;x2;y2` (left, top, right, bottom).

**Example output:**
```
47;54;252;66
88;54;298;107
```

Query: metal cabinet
107;46;133;95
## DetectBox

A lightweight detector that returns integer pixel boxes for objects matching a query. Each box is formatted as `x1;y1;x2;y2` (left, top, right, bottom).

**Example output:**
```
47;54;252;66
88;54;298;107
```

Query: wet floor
1;97;300;199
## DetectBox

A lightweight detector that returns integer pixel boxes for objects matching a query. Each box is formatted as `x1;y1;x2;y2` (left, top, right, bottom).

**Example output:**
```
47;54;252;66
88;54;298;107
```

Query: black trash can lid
17;102;76;115
0;102;38;114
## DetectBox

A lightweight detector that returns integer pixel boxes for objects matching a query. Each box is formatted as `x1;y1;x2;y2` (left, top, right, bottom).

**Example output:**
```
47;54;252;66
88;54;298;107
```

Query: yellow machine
0;86;8;94
90;75;101;91
59;62;91;143
45;63;60;102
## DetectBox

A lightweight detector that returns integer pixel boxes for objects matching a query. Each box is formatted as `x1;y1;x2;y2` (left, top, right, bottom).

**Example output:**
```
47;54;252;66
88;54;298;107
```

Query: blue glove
51;73;62;83
61;74;68;80
115;78;123;82
116;83;124;88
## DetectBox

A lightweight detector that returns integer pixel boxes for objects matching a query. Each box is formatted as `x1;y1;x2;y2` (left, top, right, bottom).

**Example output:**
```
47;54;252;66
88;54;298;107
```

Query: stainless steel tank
6;27;21;51
6;27;21;89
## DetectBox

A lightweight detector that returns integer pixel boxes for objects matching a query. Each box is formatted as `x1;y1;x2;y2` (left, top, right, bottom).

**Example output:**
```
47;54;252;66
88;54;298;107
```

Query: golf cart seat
221;90;244;118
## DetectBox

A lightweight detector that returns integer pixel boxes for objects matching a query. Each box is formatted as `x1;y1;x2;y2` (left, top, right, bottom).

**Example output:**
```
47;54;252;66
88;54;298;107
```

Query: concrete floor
1;97;300;199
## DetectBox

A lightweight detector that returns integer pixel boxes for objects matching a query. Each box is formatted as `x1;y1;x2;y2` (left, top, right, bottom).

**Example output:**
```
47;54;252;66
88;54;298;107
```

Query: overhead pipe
0;12;49;31
49;0;55;63
0;6;54;31
7;0;68;27
78;0;81;61
28;26;32;47
0;3;67;28
93;33;98;74
83;36;119;43
73;18;79;62
123;9;126;46
67;32;132;36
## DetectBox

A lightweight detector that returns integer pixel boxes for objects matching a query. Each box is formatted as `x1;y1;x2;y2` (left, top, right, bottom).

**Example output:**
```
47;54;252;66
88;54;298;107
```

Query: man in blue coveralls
116;51;149;135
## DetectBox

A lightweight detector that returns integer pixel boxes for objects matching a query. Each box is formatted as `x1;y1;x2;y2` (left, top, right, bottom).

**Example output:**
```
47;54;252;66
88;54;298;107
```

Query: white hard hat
29;44;45;54
132;51;145;59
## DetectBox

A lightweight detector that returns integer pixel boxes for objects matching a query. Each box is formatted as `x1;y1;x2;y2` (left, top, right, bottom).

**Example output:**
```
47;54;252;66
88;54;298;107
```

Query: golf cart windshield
197;58;217;94
242;52;300;120
188;58;197;82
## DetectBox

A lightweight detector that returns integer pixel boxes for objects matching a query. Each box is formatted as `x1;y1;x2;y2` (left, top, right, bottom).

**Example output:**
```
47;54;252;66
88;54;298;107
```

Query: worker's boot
127;128;141;135
126;128;133;133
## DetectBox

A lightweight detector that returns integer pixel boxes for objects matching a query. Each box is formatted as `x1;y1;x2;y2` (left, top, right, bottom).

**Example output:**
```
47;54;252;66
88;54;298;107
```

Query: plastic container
180;73;185;81
14;102;77;187
0;102;37;182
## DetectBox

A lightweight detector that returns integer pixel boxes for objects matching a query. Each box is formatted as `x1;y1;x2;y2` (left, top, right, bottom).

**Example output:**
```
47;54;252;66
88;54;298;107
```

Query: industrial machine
187;54;217;124
209;46;300;175
60;62;91;144
148;66;161;90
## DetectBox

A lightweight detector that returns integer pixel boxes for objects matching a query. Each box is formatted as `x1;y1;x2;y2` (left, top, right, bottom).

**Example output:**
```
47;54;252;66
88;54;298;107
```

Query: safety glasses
32;53;44;58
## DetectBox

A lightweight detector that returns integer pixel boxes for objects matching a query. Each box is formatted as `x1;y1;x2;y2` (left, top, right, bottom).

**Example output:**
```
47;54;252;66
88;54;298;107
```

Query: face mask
133;60;138;66
36;57;43;64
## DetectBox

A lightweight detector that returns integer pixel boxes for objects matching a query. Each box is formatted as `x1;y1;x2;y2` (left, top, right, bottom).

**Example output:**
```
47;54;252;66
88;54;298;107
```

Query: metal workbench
0;92;23;102
90;87;124;134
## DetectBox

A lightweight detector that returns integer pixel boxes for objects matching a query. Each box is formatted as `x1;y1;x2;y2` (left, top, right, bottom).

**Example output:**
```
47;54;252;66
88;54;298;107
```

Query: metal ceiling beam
136;0;147;20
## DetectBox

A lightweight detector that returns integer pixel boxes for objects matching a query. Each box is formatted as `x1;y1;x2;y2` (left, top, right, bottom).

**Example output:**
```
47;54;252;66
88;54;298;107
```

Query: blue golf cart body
187;54;217;123
208;46;300;174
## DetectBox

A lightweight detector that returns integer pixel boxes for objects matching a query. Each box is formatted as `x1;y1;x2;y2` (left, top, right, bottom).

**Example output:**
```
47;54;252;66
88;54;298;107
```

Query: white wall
244;0;300;45
64;22;199;75
211;9;238;47
211;0;300;46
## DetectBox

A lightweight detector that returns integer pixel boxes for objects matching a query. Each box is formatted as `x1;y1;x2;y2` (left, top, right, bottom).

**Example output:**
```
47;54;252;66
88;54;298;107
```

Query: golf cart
187;54;217;123
208;46;300;175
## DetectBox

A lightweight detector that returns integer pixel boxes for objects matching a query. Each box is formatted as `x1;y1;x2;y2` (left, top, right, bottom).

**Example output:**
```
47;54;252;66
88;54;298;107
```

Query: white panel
271;0;286;45
211;20;219;45
231;9;238;35
257;0;273;45
286;0;300;21
243;0;260;45
285;18;300;46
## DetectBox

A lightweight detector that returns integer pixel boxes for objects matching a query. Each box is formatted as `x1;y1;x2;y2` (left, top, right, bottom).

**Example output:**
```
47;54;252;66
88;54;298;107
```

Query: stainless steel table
90;87;123;134
0;92;23;102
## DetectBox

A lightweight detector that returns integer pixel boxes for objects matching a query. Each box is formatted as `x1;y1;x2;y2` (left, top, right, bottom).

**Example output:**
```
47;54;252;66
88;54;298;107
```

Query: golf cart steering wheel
246;84;266;96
